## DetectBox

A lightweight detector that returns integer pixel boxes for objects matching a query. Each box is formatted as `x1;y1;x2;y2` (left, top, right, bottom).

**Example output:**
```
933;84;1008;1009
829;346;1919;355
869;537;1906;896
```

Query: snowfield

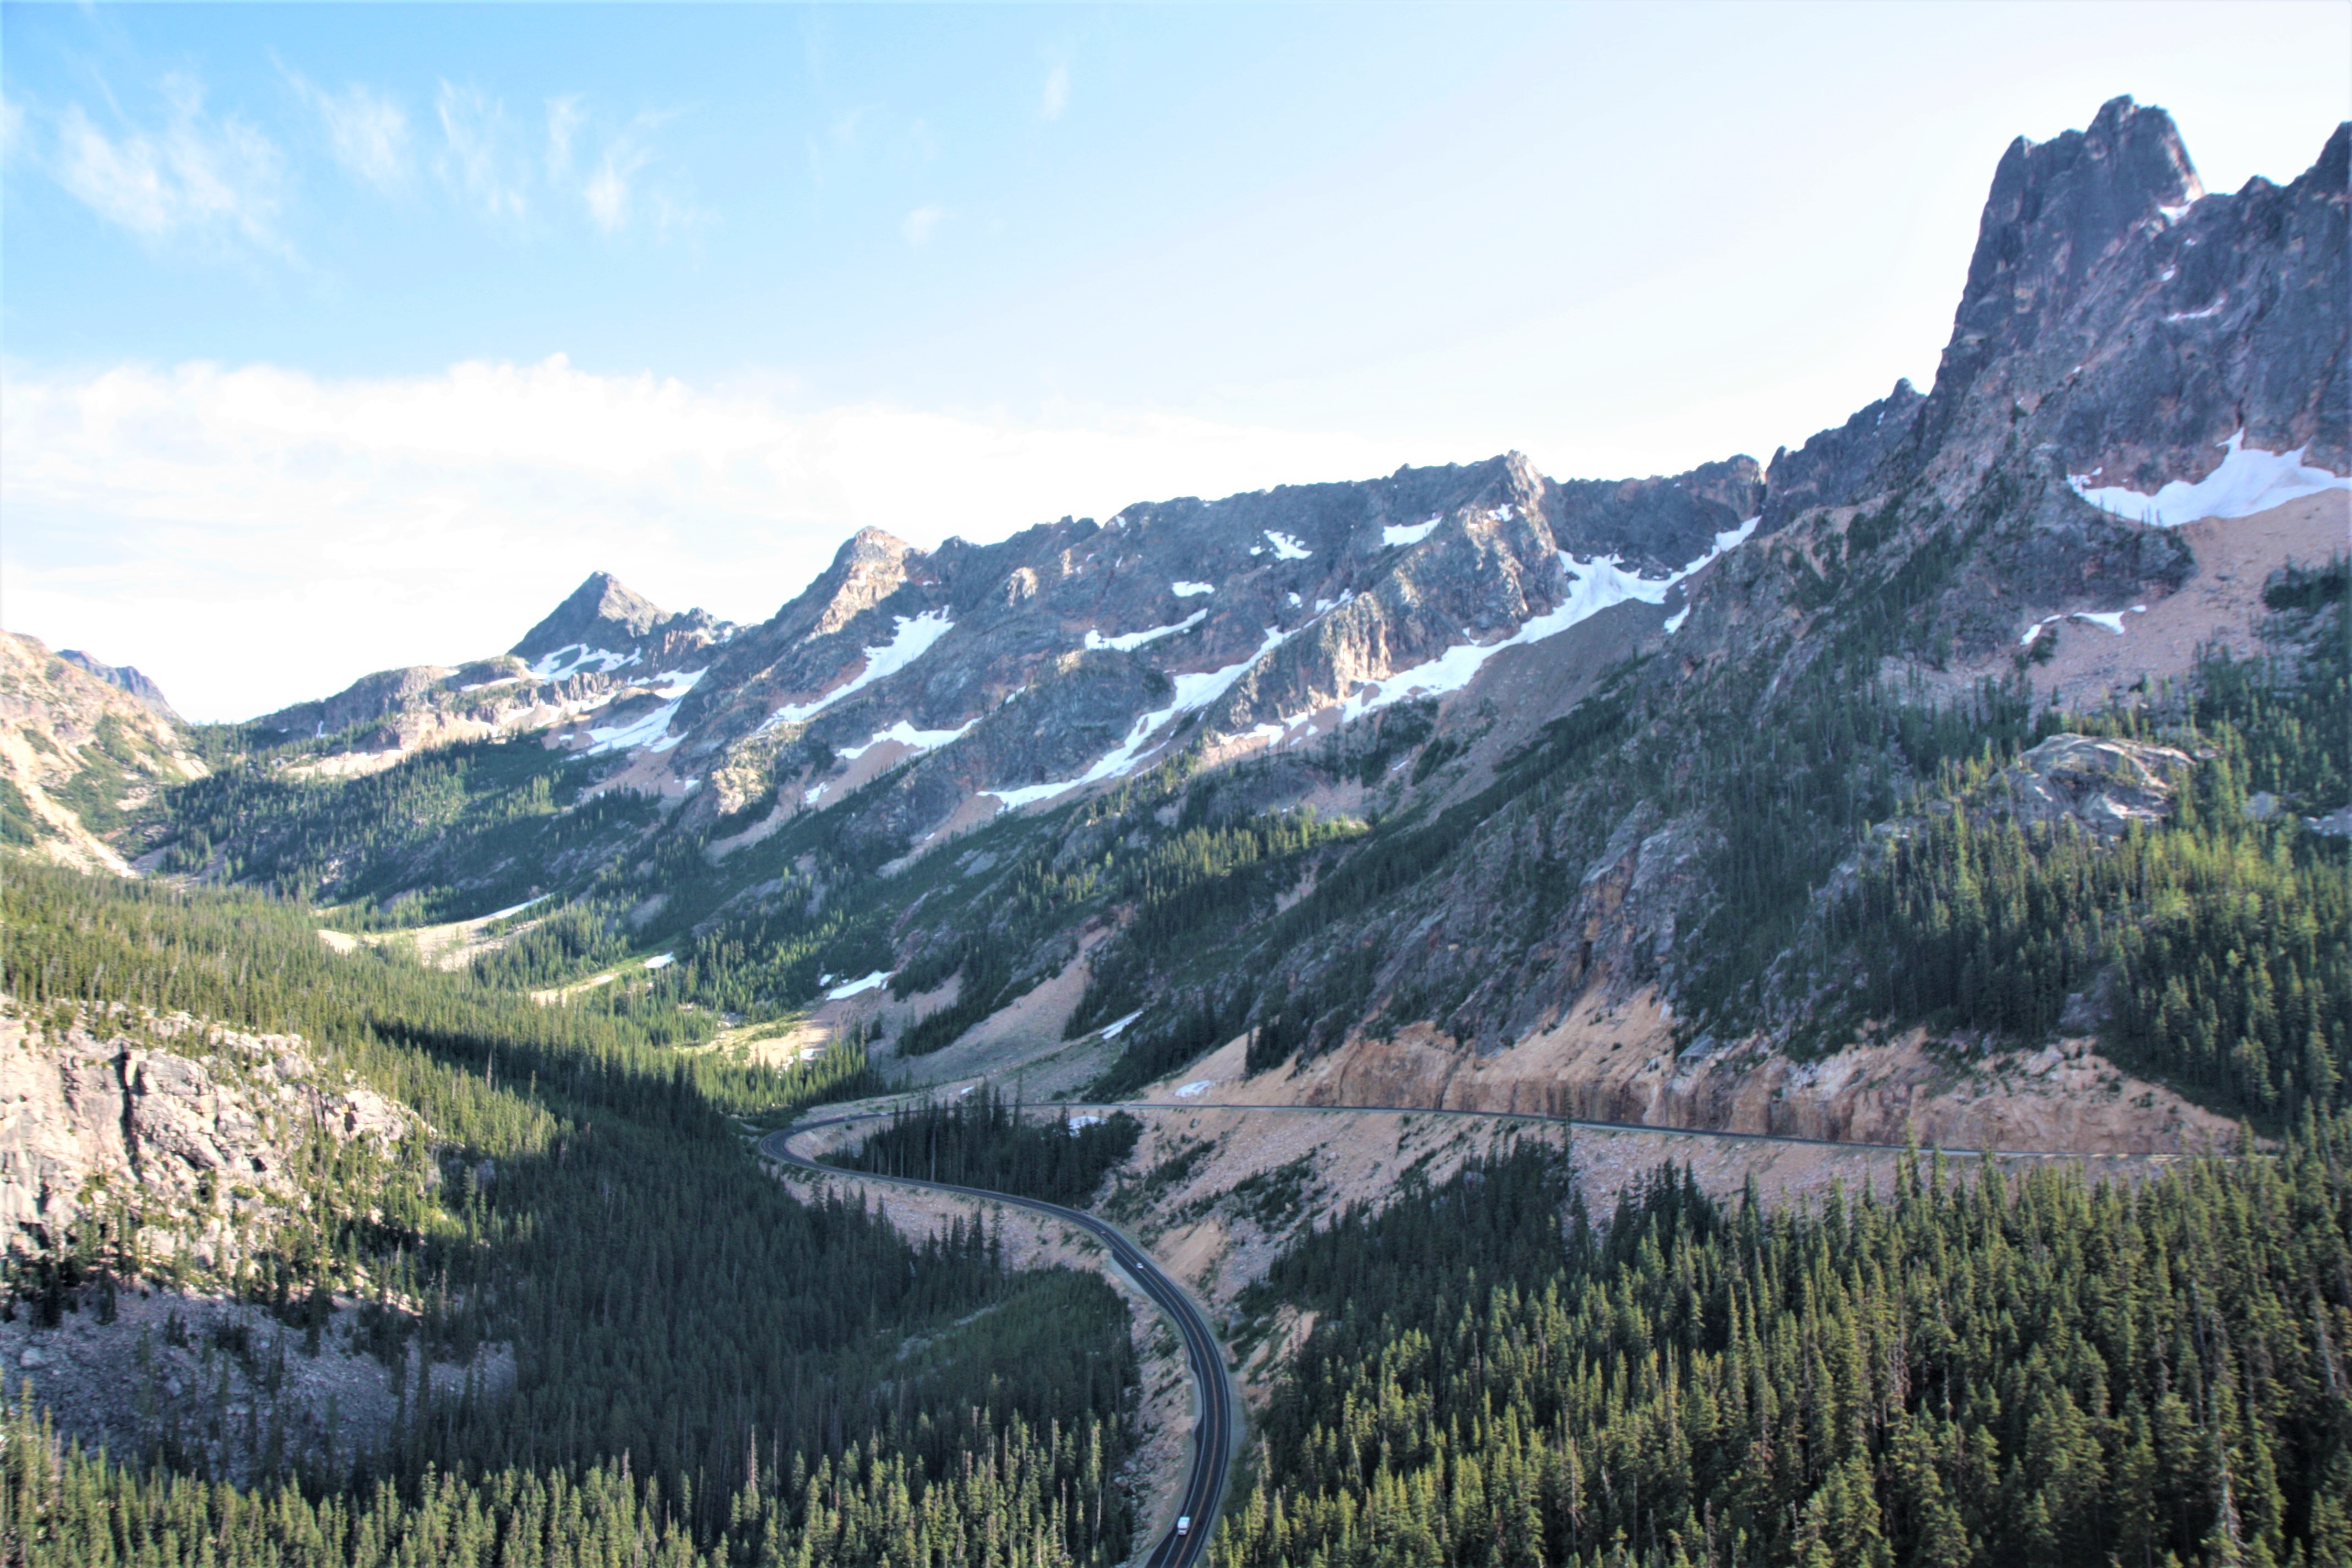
1382;515;1442;548
2068;431;2352;526
1283;516;1760;731
576;668;707;756
760;611;956;732
836;717;979;760
983;624;1298;809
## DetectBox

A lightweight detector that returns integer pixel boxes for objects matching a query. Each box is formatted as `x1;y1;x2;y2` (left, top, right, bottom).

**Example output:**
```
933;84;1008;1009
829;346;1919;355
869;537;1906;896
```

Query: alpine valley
3;96;2349;1568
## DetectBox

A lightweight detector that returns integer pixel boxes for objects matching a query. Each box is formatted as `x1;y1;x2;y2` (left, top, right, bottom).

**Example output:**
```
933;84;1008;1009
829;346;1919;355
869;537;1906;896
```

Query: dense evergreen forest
0;864;1140;1566
156;734;661;925
829;1089;1142;1207
1832;569;2349;1120
1218;1130;2352;1568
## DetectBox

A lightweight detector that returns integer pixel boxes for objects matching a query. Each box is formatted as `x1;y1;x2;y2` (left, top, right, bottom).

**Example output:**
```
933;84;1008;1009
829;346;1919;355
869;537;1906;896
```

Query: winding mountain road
758;1093;2187;1564
1050;1099;2186;1161
759;1116;1235;1568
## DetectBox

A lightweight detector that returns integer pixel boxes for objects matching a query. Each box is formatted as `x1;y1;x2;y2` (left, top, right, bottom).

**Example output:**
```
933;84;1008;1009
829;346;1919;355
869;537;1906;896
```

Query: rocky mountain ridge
57;650;178;721
180;111;2343;874
0;631;202;872
4;96;2344;1152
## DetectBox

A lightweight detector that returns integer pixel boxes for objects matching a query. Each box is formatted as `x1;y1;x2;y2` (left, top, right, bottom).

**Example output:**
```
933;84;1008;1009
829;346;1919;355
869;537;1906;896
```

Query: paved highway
759;1116;1235;1568
1052;1099;2188;1162
756;1092;2190;1562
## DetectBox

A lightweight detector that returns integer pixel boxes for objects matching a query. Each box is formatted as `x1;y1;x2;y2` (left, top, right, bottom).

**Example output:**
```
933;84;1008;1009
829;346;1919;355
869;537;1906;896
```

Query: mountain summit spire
510;572;672;662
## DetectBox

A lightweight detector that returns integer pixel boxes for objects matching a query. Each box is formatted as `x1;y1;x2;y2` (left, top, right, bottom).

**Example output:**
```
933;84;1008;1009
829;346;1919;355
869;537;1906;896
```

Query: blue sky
4;2;2347;719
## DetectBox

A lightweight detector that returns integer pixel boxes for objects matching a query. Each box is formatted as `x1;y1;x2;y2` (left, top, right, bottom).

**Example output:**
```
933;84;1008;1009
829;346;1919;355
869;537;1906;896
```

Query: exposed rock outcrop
1979;733;2195;835
0;1001;422;1277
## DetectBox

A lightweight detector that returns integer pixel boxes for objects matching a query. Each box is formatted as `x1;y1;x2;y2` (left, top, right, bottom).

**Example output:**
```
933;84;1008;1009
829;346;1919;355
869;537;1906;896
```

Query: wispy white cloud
0;355;1398;720
0;92;25;165
900;202;944;246
45;75;287;252
288;73;411;190
1040;64;1070;122
582;113;676;235
585;147;645;233
435;81;527;220
545;94;585;179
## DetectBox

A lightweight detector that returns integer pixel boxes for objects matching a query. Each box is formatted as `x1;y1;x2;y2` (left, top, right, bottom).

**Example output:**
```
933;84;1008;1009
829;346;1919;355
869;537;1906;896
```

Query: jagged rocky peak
510;570;732;673
798;527;927;643
1964;95;2203;328
1752;97;2347;538
57;649;178;722
515;571;664;660
1903;96;2206;474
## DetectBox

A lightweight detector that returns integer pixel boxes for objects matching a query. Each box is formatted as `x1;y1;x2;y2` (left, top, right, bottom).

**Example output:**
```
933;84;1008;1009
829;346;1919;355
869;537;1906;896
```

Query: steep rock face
1734;100;2346;636
1761;380;1924;533
1673;98;2343;678
1901;97;2348;493
0;1003;419;1275
56;651;179;722
666;450;1766;842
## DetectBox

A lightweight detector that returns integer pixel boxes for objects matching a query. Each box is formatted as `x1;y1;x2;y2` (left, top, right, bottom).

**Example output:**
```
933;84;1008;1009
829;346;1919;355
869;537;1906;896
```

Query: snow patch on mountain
532;645;643;680
2068;432;2351;526
836;718;980;760
581;703;681;756
570;668;710;758
1264;530;1313;560
1278;516;1760;732
1172;581;1215;598
761;611;956;731
1085;609;1210;652
984;624;1299;810
1383;515;1442;548
825;970;892;1000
